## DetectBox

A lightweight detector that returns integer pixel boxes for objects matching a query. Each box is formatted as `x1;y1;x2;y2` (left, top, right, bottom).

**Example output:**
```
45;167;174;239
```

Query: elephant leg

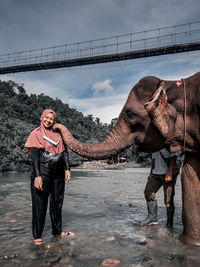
180;152;200;246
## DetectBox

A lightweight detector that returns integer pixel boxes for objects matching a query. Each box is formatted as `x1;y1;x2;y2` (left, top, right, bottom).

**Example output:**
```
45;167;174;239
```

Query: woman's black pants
31;173;65;239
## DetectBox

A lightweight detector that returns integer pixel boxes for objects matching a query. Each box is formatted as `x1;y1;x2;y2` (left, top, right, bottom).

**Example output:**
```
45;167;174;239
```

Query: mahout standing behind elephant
53;72;200;246
141;148;179;227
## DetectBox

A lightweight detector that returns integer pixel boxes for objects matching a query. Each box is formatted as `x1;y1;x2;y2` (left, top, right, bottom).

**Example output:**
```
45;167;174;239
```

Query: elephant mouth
132;138;139;158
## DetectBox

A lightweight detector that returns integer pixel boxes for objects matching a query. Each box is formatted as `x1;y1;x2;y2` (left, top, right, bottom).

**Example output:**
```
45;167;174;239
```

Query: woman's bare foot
33;238;44;245
60;231;75;237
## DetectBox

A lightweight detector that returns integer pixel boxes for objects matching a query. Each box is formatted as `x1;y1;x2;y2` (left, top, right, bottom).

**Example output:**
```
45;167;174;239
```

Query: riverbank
79;160;144;170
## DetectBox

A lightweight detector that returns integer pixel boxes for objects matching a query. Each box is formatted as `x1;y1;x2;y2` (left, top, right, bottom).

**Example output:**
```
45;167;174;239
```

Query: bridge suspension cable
0;21;200;74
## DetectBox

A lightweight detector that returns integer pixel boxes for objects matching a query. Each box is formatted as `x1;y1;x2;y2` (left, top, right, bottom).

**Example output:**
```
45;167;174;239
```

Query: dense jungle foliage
0;79;151;172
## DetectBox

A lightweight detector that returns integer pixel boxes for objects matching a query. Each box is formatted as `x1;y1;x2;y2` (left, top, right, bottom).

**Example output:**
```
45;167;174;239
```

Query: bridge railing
0;21;200;68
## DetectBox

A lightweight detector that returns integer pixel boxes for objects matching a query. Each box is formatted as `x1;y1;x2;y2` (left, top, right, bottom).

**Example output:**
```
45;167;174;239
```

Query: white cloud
67;93;127;124
92;79;114;96
83;103;124;124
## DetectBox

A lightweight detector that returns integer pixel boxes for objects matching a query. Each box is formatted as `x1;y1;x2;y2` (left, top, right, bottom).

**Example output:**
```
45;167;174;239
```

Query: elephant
53;71;200;246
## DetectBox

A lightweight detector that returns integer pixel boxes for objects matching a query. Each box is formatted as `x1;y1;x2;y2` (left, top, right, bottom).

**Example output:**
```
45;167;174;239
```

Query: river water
0;168;200;267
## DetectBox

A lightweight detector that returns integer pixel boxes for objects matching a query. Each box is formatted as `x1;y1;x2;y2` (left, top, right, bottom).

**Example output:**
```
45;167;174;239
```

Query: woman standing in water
25;109;74;245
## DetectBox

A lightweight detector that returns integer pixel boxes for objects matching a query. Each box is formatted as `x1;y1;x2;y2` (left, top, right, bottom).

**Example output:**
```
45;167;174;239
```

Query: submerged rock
132;234;150;245
0;254;18;260
9;225;25;231
101;236;116;242
101;259;121;266
8;219;17;223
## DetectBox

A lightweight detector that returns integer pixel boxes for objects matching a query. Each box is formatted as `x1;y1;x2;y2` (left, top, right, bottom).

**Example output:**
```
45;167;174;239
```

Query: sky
0;0;200;123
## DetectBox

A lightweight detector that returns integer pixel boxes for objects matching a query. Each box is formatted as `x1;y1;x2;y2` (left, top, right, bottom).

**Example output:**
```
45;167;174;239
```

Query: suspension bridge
0;21;200;75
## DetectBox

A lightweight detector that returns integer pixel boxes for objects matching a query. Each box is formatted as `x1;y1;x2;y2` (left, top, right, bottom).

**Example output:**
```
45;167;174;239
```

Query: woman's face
42;112;55;128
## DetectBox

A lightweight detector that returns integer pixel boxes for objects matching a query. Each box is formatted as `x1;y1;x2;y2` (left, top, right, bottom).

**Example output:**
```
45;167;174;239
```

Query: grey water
0;168;200;267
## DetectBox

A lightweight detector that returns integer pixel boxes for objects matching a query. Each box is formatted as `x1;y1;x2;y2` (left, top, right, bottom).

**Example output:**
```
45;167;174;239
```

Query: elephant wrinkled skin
54;71;200;246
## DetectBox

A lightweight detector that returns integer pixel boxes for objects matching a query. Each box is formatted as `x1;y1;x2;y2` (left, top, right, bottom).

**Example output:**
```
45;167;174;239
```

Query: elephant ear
145;81;169;138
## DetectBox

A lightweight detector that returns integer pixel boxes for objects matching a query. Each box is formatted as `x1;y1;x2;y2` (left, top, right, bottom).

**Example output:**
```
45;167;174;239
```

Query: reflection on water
0;168;200;266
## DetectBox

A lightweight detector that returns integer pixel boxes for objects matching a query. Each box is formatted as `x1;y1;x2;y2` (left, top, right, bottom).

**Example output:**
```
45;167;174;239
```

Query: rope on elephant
182;78;187;152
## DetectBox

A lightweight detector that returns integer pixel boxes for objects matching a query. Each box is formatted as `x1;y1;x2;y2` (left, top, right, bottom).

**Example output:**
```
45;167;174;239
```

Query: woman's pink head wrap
40;109;56;122
25;109;65;154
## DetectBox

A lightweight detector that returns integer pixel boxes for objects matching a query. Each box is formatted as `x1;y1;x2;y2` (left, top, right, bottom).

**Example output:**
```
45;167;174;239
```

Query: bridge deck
0;22;200;74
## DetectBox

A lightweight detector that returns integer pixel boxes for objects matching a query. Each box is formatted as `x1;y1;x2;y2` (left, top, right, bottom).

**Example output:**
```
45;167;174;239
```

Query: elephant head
53;72;200;158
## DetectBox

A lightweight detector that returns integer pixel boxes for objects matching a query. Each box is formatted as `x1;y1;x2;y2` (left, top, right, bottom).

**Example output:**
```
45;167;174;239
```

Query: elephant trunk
53;118;133;159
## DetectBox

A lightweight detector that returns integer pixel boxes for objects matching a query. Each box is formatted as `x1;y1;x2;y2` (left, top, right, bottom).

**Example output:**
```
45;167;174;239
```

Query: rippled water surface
0;168;200;266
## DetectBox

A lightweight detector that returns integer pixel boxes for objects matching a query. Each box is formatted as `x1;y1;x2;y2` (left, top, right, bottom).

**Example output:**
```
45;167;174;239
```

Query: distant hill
0;79;151;172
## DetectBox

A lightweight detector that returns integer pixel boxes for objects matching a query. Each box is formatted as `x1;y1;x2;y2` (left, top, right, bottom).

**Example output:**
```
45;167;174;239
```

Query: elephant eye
126;110;137;119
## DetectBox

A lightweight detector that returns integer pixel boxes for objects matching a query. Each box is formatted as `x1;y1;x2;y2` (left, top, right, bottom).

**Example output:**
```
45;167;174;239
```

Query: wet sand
0;168;200;266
